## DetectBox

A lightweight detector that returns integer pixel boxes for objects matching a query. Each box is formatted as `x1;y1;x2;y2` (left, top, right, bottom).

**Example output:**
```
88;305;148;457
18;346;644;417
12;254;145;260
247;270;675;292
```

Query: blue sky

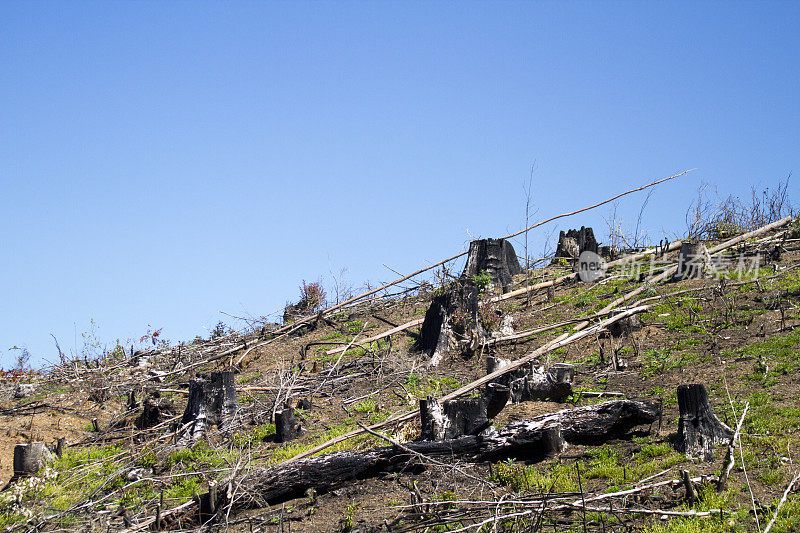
2;1;798;367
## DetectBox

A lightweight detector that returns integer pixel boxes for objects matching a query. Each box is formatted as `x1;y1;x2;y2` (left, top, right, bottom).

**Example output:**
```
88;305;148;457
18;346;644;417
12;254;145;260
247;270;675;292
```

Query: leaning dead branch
268;171;693;335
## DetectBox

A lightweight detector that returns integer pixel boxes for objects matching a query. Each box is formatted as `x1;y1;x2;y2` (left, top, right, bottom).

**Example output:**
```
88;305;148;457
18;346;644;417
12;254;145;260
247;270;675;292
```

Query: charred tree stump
420;398;490;440
514;363;574;402
419;280;483;366
607;315;643;338
275;407;303;443
178;372;238;446
461;238;523;292
214;399;659;508
136;395;175;430
553;227;599;263
673;242;711;281
598;245;620;261
674;384;733;461
486;357;574;403
13;442;51;479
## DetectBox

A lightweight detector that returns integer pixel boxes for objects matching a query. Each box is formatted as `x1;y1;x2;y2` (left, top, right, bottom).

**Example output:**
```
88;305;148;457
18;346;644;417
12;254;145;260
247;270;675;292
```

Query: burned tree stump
462;238;523;292
607;314;643;337
178;372;238;446
13;442;51;479
553;227;599;263
674;384;733;461
275;407;303;443
136;395;175;430
673;242;711;281
486;357;574;403
419;280;484;366
420;397;490;440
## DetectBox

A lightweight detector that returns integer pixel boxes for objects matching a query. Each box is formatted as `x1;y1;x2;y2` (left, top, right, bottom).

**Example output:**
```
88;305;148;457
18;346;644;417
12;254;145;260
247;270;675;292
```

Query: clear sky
2;1;798;367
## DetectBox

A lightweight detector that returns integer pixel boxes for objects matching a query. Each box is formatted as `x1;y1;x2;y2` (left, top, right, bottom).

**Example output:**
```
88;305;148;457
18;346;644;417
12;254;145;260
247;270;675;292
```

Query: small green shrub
472;270;493;292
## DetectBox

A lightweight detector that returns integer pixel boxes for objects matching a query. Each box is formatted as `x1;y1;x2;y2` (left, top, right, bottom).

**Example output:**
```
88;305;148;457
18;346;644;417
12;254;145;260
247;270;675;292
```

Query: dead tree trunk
275;407;303;443
178;372;238;446
553;227;598;263
673;243;711;281
419;397;490;440
486;357;574;403
217;399;659;508
674;384;733;461
419;280;484;366
12;442;51;479
461;238;523;292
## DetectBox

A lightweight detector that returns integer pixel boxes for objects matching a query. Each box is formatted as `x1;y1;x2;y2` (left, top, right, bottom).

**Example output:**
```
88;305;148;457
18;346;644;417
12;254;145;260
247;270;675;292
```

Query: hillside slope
3;218;800;532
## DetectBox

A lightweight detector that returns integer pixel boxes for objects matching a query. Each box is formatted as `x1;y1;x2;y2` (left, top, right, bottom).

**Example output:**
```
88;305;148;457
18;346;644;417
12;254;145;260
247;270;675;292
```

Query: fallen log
289;305;651;463
220;399;659;509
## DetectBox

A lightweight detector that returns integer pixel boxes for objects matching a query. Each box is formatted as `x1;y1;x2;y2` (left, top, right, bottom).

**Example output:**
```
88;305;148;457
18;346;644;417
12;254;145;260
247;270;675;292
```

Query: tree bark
219;399;659;508
674;384;733;461
178;372;238;446
461;238;523;292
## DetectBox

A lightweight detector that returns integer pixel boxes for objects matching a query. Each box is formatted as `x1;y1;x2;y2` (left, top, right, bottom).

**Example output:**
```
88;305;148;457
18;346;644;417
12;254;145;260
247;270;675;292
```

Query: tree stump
420;397;490;440
419;280;484;366
461;238;523;292
275;407;303;443
598;245;620;261
674;384;733;461
607;315;643;337
13;442;51;478
136;395;175;430
673;242;711;281
486;357;574;403
553;227;599;263
178;372;238;446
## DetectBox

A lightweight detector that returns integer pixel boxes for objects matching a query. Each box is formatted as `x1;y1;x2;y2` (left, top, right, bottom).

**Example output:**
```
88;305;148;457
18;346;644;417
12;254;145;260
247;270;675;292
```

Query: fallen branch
324;318;423;356
717;401;749;490
763;470;800;533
